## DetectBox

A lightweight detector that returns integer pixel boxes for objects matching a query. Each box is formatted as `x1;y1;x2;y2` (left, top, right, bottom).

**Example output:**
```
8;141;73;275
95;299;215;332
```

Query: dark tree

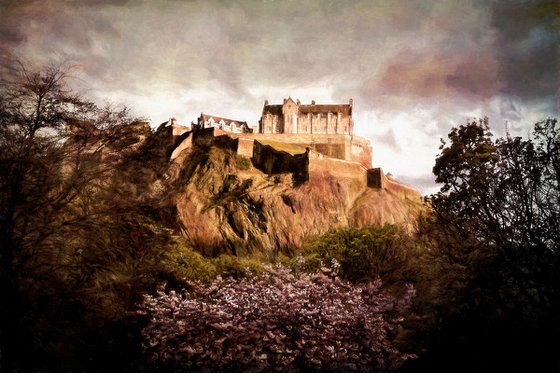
414;118;560;372
0;62;170;371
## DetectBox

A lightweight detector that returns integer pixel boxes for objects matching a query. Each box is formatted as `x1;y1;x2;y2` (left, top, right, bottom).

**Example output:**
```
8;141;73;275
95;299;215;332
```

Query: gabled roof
200;113;248;126
284;97;297;105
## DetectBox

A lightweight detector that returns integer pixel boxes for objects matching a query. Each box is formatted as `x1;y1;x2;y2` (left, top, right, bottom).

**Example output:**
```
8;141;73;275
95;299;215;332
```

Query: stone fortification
155;122;420;206
259;97;353;135
160;98;420;194
212;130;372;169
251;141;309;184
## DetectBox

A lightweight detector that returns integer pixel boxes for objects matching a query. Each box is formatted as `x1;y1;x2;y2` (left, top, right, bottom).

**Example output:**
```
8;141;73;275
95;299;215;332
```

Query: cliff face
152;126;425;257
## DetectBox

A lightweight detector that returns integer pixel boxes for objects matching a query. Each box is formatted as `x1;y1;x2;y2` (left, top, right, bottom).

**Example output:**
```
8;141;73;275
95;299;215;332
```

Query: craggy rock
151;133;425;257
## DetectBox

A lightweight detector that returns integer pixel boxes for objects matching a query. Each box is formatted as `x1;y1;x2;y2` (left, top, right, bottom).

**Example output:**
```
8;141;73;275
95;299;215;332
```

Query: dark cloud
377;50;501;99
491;1;559;100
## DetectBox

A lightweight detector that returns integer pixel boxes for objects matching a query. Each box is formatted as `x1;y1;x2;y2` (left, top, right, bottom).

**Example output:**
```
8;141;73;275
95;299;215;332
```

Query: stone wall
309;157;367;185
170;132;193;160
222;132;372;168
192;127;239;152
367;168;385;189
351;136;373;168
237;137;255;158
192;127;216;147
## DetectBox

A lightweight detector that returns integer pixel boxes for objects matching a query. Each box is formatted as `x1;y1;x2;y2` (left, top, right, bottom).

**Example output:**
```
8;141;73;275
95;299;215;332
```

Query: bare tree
0;61;165;370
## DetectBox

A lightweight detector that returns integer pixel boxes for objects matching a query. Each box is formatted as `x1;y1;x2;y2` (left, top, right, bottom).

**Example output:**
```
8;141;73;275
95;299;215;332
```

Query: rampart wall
367;168;385;189
167;127;399;192
309;158;367;186
215;130;372;168
237;138;255;158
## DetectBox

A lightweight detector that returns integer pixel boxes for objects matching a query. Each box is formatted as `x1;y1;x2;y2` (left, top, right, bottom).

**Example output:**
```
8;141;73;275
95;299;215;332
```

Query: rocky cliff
148;124;425;257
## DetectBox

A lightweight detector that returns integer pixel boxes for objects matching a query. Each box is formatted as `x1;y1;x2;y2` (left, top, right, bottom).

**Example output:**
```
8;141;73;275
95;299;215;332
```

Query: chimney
311;100;316;105
264;99;269;106
283;98;287;104
349;98;353;106
296;99;300;105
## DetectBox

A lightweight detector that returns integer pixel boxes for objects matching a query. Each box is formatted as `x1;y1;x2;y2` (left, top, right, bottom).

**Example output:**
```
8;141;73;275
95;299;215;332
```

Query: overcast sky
2;0;558;194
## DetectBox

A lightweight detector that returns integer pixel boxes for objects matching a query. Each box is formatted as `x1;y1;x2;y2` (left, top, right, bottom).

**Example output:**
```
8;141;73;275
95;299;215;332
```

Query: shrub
213;254;265;279
138;262;416;372
164;243;218;284
303;225;418;286
164;244;267;283
235;154;251;170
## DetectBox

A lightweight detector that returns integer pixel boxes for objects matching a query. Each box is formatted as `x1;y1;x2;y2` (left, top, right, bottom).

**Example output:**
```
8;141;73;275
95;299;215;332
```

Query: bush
235;154;252;170
303;225;418;286
164;243;266;283
139;263;416;372
213;254;265;279
164;243;218;284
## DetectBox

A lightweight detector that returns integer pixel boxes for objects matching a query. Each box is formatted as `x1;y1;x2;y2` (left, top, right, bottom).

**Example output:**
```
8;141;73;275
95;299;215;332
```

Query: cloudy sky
2;0;558;194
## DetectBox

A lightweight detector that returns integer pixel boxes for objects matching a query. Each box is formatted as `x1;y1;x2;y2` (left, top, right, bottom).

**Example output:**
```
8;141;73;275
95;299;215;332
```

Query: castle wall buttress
275;116;283;133
311;114;317;134
320;115;327;134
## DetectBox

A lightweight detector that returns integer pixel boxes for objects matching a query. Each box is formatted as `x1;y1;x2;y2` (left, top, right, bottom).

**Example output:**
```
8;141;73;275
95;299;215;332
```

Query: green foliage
163;241;267;283
235;154;251;170
303;225;418;285
164;242;218;284
213;254;265;279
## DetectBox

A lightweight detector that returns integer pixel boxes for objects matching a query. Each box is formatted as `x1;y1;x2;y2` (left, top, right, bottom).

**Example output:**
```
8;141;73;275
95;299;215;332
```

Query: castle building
258;98;353;135
196;113;253;134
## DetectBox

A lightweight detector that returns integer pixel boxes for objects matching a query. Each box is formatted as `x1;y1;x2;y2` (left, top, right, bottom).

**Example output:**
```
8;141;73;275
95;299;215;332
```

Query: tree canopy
419;117;560;372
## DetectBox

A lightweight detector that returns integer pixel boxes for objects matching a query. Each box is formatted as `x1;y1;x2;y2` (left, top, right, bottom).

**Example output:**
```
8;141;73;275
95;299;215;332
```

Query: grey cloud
376;129;401;152
491;1;559;100
500;98;523;122
2;0;557;128
394;174;438;196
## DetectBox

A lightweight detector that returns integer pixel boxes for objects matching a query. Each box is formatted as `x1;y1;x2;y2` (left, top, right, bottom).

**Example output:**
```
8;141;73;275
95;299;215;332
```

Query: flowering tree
139;261;416;372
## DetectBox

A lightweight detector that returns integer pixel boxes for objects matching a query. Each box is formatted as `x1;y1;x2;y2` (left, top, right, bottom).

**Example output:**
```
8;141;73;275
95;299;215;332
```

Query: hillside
149;125;426;257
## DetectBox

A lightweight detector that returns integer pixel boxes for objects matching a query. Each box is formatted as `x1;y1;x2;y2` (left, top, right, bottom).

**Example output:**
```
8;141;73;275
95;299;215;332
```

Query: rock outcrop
149;124;425;257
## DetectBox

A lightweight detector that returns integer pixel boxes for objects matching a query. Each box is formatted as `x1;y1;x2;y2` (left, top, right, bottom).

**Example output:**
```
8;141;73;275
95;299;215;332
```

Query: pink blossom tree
138;261;416;372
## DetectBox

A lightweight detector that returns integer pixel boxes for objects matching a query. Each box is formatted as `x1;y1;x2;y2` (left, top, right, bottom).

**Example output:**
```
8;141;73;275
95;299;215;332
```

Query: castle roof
261;100;352;116
200;113;248;126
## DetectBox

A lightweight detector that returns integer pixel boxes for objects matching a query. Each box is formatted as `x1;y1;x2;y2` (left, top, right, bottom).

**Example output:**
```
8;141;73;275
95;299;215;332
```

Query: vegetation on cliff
163;135;424;257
